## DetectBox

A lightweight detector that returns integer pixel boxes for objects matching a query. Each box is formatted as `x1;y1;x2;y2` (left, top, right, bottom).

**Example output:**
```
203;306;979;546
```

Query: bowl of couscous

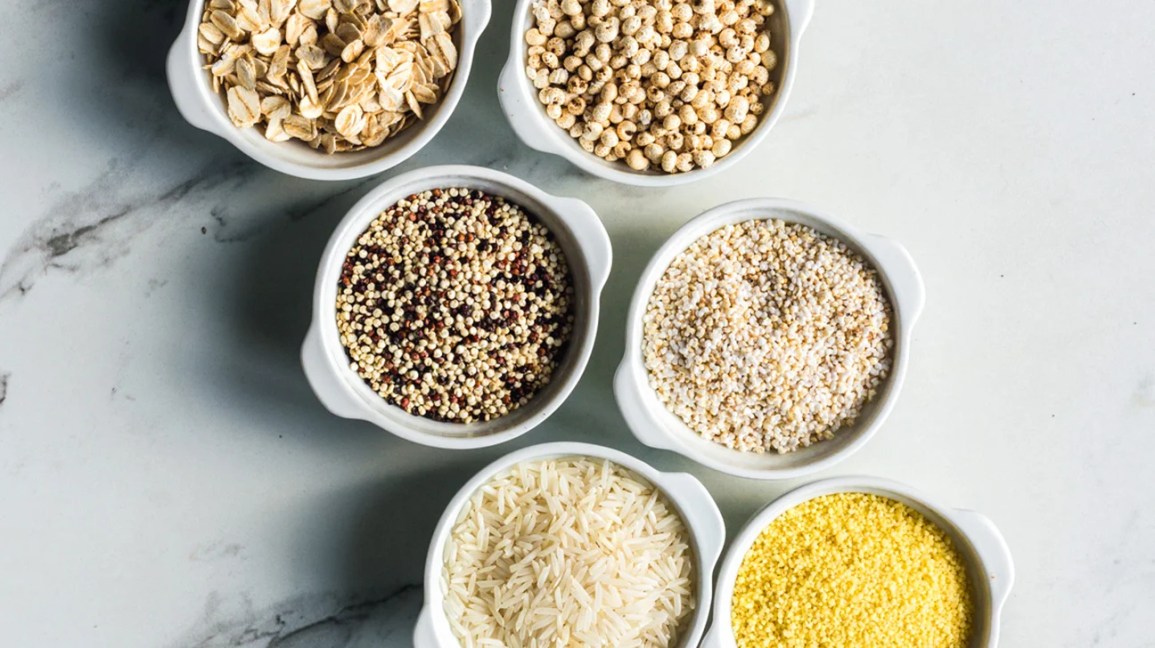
701;476;1014;648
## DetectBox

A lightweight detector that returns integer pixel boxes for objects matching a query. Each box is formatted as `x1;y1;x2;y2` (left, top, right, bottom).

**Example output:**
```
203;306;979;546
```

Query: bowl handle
459;0;494;46
498;59;567;157
166;27;220;134
952;510;1015;612
413;605;438;648
699;626;729;648
613;361;675;452
784;0;815;36
660;472;726;565
861;234;925;326
300;322;366;420
555;196;612;290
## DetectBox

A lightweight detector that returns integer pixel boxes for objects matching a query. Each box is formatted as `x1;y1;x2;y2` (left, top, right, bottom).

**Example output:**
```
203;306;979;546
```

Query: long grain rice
442;457;696;648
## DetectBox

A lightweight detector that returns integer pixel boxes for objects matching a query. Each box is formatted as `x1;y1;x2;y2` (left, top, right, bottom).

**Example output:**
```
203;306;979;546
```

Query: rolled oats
198;0;463;152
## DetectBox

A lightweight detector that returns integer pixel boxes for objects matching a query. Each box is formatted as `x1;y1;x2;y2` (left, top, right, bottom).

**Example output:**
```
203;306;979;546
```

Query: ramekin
497;0;814;187
166;0;492;181
301;166;611;448
413;441;725;648
614;198;925;479
701;476;1015;648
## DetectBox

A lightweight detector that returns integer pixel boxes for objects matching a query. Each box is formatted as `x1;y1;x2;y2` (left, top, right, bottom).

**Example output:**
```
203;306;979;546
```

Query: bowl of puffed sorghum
702;477;1013;648
167;0;493;181
498;0;813;186
302;165;611;448
615;198;925;479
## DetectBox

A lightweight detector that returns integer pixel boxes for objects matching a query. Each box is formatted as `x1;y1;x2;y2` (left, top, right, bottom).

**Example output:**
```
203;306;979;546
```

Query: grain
526;0;780;172
731;492;975;647
443;457;696;648
336;188;574;423
198;0;462;152
643;219;893;453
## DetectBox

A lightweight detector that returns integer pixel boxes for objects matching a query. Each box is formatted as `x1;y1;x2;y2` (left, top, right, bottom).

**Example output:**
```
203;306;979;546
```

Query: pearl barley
643;219;894;453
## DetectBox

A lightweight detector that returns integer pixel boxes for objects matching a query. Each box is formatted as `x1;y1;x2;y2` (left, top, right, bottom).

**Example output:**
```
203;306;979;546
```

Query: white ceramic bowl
166;0;492;181
701;476;1015;648
413;441;725;648
615;198;925;479
301;165;611;448
497;0;814;187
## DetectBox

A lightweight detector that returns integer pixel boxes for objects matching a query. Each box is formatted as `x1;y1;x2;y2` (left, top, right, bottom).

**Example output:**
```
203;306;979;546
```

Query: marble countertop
2;0;1153;646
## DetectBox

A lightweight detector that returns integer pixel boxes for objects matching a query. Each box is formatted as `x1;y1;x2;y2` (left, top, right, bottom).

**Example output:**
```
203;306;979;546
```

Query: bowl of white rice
415;441;724;648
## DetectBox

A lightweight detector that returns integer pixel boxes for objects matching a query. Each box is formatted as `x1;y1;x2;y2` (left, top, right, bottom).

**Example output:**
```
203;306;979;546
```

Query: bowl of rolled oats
614;198;925;479
301;165;612;448
167;0;491;180
498;0;813;186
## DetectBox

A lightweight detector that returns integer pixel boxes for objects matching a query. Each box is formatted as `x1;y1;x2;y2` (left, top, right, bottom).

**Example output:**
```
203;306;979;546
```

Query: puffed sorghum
526;0;779;173
642;219;894;453
336;188;575;423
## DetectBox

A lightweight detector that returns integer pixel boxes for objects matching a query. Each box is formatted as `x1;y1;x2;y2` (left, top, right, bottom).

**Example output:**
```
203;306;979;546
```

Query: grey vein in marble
0;156;260;302
0;372;9;407
0;79;24;102
181;585;421;648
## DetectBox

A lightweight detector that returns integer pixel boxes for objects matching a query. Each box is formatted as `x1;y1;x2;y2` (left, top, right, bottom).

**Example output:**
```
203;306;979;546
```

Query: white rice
442;457;696;648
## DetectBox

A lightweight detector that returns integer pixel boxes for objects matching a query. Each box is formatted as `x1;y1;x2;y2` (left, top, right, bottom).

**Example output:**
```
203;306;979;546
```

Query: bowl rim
166;0;493;181
416;441;726;648
614;197;925;479
301;165;612;449
701;476;1015;648
496;0;814;187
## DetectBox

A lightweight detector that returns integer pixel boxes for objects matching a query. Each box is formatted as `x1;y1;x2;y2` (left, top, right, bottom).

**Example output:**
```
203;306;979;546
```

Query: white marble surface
1;0;1153;646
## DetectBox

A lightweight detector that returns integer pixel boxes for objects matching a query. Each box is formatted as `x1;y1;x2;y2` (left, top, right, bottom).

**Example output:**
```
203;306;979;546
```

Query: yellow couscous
731;492;975;647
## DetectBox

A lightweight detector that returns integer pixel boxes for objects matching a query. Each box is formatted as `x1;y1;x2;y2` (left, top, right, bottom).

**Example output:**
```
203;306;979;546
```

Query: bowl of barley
498;0;813;186
702;476;1014;648
167;0;492;180
301;165;612;448
614;198;925;479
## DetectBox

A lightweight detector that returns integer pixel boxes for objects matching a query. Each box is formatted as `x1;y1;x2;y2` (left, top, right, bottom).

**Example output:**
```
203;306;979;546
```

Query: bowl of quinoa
615;198;924;479
302;165;611;448
701;476;1014;648
497;0;814;186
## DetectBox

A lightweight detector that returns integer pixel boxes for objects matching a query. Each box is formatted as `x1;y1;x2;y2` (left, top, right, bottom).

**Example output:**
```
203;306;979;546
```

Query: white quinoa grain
642;219;894;453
